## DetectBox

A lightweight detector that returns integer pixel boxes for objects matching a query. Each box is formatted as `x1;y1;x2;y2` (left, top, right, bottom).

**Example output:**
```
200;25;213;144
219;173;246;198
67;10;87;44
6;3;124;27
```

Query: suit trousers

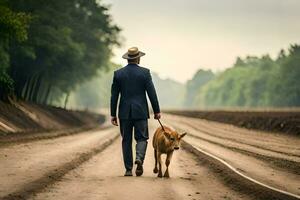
119;119;149;170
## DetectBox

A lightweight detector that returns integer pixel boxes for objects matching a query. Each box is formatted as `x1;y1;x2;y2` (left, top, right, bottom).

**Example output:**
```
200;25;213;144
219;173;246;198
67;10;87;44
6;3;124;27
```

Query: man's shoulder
114;65;150;74
114;67;125;73
113;67;125;77
138;65;150;72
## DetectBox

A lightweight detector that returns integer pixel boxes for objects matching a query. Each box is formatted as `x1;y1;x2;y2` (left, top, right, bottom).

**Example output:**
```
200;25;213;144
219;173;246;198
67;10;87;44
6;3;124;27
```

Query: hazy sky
103;0;300;83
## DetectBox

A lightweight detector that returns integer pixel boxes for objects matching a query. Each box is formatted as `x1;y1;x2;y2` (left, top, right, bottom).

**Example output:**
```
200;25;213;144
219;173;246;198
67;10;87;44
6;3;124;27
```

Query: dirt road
0;115;299;200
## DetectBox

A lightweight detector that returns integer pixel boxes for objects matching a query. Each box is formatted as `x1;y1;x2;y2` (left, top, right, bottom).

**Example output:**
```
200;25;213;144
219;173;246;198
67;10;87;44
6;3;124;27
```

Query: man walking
110;47;161;176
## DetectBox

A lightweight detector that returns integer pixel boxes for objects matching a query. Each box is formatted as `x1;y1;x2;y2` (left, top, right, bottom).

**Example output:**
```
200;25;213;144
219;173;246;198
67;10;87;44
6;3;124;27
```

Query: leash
157;118;165;131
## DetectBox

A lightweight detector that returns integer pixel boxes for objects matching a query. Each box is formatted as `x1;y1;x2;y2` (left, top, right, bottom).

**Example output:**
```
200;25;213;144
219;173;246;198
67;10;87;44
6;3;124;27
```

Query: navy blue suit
110;63;160;170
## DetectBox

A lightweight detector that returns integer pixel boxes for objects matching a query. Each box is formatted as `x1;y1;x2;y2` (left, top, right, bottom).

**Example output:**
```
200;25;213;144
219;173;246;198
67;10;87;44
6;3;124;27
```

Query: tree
233;57;245;67
2;0;120;104
184;69;214;107
0;2;31;100
271;44;300;106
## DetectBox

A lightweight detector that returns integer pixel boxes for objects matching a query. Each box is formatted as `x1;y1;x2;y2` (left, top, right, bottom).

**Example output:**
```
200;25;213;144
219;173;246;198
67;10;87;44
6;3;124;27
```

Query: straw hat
122;47;145;59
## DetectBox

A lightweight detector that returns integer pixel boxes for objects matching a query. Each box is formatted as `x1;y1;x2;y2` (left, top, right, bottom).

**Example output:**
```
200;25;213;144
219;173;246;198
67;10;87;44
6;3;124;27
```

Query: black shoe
135;160;143;176
124;170;133;176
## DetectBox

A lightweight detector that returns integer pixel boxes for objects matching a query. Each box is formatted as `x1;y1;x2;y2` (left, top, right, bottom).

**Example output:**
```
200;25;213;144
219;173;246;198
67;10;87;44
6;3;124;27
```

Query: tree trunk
64;92;70;109
28;75;37;102
36;80;46;104
42;84;52;105
21;78;30;99
31;74;42;103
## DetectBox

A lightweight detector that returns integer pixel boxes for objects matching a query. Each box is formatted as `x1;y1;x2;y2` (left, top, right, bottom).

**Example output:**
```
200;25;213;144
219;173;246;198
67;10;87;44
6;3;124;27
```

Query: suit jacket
110;64;160;119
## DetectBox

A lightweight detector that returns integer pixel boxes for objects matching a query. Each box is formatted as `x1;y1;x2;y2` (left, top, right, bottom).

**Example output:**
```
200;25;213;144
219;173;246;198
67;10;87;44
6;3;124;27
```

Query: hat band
128;52;140;57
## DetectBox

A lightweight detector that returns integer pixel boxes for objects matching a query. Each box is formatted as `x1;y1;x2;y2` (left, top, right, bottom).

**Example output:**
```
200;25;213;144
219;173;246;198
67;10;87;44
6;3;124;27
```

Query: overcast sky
103;0;300;83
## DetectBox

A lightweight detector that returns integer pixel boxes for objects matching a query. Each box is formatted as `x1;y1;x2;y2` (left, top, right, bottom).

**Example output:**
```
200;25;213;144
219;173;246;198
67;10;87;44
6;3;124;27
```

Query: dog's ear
180;132;187;139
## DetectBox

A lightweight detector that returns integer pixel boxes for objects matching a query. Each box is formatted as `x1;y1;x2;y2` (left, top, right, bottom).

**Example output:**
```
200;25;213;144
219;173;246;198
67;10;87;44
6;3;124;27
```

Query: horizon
104;0;300;83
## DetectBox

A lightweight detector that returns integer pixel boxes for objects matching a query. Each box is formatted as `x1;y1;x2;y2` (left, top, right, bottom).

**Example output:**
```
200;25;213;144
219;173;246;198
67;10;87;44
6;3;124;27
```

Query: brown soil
164;110;300;135
0;127;118;200
182;141;299;200
0;101;105;134
163;114;300;196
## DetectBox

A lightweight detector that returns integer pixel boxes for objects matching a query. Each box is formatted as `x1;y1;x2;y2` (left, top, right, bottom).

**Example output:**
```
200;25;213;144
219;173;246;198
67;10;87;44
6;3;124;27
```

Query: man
110;47;161;177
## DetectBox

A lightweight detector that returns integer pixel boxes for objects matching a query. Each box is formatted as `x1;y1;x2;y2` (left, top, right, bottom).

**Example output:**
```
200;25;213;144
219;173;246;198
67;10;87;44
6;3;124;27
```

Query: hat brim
122;52;145;59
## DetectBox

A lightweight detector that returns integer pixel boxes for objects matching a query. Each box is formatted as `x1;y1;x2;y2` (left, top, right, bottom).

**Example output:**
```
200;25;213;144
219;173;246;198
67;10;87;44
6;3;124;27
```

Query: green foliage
0;68;14;99
184;69;214;107
0;5;31;42
0;3;31;100
192;45;300;108
269;45;300;106
0;0;120;104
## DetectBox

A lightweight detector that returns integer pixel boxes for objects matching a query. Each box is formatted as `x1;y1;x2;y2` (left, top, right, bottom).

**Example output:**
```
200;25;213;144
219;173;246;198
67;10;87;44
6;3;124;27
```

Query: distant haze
104;0;300;83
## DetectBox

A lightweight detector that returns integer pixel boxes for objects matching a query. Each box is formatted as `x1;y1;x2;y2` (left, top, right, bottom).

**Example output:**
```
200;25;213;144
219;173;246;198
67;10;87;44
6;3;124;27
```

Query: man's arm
145;69;161;118
110;71;120;125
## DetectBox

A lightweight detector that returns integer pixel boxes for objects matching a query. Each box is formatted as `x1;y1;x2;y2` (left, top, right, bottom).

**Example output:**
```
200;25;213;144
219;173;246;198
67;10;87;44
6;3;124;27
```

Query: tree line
0;0;120;105
186;44;300;108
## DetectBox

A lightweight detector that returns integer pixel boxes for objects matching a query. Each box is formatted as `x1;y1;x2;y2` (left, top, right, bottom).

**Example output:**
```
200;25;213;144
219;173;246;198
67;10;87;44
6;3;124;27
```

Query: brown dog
152;125;186;178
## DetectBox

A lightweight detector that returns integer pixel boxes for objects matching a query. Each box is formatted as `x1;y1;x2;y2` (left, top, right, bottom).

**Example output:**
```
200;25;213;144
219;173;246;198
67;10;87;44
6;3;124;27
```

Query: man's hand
111;116;118;126
154;113;161;120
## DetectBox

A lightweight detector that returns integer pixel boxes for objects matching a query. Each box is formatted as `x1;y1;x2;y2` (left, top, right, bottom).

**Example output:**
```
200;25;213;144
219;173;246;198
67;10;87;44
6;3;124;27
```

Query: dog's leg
157;152;163;178
153;149;158;173
164;151;173;178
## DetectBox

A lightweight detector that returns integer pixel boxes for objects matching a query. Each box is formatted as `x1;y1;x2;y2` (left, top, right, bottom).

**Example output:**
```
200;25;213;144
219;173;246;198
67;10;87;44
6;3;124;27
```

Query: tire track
175;117;300;157
0;125;111;148
185;130;300;175
182;141;300;200
0;133;119;200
